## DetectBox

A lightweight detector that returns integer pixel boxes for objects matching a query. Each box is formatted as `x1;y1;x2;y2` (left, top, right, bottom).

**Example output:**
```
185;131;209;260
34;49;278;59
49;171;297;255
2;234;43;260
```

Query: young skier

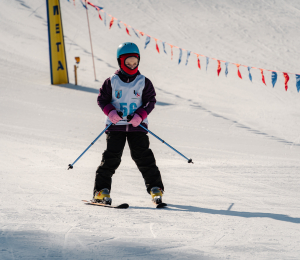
93;42;164;205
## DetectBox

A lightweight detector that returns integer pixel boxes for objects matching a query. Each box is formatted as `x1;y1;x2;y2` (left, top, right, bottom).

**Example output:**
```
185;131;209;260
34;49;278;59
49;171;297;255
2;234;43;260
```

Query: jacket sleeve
97;78;115;116
135;77;156;120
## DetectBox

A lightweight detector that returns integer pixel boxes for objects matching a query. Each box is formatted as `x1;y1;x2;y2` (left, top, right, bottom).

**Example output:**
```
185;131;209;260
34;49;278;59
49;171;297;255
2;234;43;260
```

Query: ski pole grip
117;111;123;118
127;114;133;122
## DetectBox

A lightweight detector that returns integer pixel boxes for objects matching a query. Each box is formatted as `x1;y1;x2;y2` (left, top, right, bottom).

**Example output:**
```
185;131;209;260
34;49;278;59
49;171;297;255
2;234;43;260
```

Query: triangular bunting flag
271;71;277;87
206;57;209;71
144;36;151;49
123;24;130;36
155;39;160;53
109;17;114;29
169;44;174;60
225;62;229;77
236;64;242;79
98;10;103;21
185;51;191;65
217;60;221;76
296;74;300;92
247;67;252;82
178;48;182;64
97;10;102;20
283;73;289;91
197;54;201;69
162;42;167;54
132;28;140;38
260;69;266;85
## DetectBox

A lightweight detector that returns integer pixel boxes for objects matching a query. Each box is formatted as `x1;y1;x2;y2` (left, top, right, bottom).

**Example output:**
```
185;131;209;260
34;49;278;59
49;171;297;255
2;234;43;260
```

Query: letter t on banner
46;0;69;85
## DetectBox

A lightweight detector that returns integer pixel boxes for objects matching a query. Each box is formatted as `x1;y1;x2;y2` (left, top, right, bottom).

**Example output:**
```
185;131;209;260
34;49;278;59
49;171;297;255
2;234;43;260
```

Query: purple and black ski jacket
97;70;157;133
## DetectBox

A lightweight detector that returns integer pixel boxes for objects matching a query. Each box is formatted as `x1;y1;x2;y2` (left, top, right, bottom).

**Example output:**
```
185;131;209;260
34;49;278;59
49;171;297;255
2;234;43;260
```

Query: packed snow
1;0;300;259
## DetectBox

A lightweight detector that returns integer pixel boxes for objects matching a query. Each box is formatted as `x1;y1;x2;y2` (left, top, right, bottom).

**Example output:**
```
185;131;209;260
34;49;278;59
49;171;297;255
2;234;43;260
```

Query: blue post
68;123;112;169
138;124;193;163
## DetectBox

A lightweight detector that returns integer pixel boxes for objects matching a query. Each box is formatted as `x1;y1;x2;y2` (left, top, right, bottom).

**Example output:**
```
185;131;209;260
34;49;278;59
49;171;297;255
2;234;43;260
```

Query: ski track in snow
149;223;157;238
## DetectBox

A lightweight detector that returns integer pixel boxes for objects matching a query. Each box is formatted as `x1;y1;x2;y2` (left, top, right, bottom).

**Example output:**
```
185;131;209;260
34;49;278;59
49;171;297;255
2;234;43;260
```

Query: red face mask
119;53;139;75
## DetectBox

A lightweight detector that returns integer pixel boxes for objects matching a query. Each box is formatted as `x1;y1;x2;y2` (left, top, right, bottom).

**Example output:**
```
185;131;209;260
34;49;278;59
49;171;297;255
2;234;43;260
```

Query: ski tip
115;203;129;209
156;203;167;208
82;200;129;209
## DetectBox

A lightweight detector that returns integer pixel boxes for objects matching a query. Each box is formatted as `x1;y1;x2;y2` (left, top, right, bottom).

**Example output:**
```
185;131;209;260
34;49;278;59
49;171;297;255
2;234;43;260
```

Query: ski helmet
117;42;140;76
117;42;140;58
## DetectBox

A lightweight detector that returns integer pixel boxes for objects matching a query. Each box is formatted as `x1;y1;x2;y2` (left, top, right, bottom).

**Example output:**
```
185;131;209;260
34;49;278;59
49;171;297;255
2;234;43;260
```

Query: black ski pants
94;131;164;195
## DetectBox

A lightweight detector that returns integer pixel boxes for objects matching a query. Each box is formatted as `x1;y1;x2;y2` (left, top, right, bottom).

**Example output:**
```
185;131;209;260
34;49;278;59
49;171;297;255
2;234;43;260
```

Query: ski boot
150;187;163;204
93;188;112;205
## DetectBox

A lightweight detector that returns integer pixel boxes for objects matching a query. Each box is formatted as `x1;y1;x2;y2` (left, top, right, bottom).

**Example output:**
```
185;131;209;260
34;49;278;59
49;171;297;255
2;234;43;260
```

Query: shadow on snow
0;229;212;260
138;204;300;224
57;84;173;106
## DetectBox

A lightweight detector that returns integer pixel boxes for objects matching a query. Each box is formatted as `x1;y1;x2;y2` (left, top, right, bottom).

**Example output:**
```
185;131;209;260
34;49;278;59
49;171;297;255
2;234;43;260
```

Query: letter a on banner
46;0;69;85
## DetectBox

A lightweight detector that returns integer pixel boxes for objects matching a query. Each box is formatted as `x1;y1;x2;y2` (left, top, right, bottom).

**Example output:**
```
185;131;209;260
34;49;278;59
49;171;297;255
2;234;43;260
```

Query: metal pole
68;123;112;170
139;124;193;163
68;112;123;170
74;65;77;85
85;2;97;81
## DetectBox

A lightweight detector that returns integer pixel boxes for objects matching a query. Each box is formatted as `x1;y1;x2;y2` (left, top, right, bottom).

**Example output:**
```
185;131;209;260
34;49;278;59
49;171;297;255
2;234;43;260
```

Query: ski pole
68;111;123;170
68;123;112;170
140;124;193;163
127;115;193;163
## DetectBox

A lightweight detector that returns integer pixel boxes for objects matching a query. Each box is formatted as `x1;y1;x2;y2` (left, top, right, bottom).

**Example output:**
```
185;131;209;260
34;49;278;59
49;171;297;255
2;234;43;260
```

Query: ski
82;200;129;209
154;202;168;208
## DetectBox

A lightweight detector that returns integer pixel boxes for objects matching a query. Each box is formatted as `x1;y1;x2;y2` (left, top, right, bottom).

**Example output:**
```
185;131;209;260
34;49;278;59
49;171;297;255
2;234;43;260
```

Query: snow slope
1;0;300;259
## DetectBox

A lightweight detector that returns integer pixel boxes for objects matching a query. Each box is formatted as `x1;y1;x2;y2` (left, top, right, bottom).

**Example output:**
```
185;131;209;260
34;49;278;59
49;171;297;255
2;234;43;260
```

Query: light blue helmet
117;42;140;59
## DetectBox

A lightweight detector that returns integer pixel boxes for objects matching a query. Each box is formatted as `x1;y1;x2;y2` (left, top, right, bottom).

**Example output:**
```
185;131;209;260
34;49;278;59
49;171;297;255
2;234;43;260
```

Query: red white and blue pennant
71;0;300;93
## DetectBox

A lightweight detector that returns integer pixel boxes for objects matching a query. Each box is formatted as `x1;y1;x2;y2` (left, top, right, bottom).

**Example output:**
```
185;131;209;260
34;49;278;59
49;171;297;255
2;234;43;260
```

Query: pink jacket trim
135;107;148;121
103;103;115;116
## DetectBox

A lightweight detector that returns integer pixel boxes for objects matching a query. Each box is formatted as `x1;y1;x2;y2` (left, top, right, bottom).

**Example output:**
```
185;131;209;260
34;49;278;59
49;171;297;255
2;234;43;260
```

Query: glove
108;110;122;124
128;113;142;127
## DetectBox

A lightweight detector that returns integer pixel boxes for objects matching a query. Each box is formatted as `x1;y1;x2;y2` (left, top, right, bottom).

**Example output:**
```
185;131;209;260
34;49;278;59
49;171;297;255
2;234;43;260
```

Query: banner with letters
47;0;69;85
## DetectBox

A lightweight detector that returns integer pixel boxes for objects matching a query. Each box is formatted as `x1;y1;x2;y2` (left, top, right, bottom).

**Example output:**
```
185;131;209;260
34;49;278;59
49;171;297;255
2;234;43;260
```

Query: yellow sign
46;0;69;85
